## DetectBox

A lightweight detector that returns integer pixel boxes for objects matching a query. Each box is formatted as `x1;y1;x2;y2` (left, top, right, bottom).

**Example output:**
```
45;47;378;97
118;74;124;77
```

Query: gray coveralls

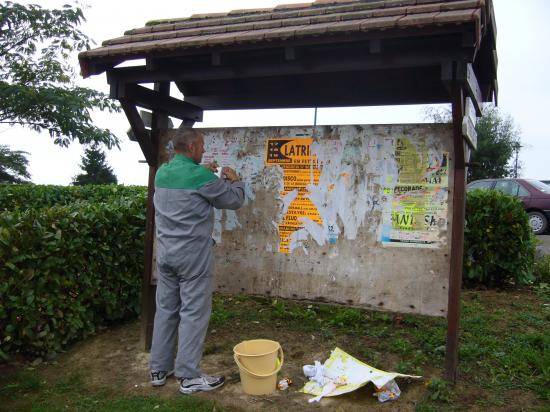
150;154;245;378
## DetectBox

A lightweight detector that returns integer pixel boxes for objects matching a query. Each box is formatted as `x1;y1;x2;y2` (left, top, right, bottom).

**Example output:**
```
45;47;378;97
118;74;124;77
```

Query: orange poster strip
266;138;322;253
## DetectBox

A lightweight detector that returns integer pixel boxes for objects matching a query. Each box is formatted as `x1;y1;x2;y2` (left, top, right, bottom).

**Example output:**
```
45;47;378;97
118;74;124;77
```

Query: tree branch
0;120;48;127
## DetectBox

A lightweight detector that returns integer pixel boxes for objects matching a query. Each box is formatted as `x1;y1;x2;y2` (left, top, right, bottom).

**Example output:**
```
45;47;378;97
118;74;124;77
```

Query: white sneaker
150;369;174;386
179;375;225;394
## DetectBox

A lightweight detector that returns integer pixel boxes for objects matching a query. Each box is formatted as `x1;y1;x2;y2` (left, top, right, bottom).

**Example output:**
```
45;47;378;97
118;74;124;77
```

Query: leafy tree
422;105;521;182
0;2;119;148
73;145;117;185
0;144;31;183
469;106;521;182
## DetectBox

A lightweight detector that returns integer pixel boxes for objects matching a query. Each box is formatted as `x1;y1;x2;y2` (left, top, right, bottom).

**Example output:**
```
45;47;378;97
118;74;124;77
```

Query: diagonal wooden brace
119;99;156;167
111;82;203;122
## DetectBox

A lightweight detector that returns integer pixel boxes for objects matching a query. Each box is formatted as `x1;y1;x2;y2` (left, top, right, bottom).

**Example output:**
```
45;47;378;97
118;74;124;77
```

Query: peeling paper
224;210;241;231
200;126;449;252
202;131;266;244
301;347;421;400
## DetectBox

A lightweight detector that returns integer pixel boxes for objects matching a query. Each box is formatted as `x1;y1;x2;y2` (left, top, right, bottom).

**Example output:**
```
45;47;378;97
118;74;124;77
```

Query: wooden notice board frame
79;0;498;381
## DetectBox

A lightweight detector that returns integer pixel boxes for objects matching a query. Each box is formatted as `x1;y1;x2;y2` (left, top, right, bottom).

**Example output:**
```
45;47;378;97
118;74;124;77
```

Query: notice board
155;124;454;317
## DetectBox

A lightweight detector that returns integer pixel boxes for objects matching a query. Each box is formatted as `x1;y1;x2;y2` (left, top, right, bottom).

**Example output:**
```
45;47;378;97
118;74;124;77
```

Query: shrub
532;255;550;298
533;255;550;285
463;189;536;287
0;184;146;211
0;194;146;358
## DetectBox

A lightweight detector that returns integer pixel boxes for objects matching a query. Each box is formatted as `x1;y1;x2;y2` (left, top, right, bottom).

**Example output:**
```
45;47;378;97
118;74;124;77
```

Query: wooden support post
119;100;155;166
140;82;170;351
140;165;157;351
445;82;466;382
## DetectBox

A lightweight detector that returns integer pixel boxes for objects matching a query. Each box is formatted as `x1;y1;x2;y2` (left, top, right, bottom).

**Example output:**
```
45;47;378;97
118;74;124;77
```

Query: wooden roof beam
211;51;222;66
369;38;381;54
107;48;469;86
182;92;450;110
178;71;449;109
81;59;124;78
119;100;155;166
285;46;297;61
110;83;203;122
442;61;483;115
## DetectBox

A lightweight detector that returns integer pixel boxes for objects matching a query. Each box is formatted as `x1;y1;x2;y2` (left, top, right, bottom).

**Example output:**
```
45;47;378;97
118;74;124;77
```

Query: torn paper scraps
301;347;421;403
373;379;401;403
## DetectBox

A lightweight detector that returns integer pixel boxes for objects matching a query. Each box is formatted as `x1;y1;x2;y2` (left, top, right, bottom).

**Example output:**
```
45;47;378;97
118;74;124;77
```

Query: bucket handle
234;346;284;378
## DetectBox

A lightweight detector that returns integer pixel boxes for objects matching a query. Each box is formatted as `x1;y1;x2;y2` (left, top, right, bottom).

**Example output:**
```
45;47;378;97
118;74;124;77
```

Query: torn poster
265;137;322;253
301;347;421;402
380;136;449;248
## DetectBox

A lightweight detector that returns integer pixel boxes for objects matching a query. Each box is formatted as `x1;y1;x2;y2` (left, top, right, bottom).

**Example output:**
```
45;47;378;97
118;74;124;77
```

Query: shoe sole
151;370;174;387
179;380;224;394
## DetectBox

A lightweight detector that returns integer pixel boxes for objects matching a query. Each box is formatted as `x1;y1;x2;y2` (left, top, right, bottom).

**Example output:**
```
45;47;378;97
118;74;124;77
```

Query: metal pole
312;107;318;139
514;145;519;178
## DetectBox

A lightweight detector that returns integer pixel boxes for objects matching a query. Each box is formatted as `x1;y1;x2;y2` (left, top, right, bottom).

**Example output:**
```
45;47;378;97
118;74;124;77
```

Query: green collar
155;153;216;190
174;153;196;164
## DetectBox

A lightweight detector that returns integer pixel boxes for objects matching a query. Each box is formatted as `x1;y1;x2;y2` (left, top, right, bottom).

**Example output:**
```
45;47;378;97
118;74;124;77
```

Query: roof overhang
79;0;497;111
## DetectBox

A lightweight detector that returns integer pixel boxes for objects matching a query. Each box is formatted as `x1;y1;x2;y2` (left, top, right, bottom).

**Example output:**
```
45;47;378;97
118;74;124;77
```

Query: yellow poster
381;137;449;247
266;138;322;253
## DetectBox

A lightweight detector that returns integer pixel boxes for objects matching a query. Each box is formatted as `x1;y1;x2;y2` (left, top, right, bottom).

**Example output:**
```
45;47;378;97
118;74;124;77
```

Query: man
149;128;245;394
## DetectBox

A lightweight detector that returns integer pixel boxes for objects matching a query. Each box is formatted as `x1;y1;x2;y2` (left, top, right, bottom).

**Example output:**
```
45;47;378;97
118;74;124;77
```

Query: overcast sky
1;0;548;185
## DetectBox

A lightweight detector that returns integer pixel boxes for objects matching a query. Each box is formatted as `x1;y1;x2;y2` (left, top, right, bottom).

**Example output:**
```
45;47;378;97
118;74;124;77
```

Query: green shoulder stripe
155;154;216;190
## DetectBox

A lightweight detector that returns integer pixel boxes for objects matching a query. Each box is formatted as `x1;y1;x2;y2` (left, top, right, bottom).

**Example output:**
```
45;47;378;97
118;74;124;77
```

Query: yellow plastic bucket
233;339;284;395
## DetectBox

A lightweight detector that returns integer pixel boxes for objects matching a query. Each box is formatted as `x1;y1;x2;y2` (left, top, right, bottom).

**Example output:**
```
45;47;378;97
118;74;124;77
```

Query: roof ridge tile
359;14;401;30
189;12;229;20
87;0;488;61
313;0;356;5
274;2;314;10
138;0;470;32
406;3;442;14
228;8;274;15
132;1;408;36
373;6;409;17
383;0;416;7
397;11;440;27
441;0;480;11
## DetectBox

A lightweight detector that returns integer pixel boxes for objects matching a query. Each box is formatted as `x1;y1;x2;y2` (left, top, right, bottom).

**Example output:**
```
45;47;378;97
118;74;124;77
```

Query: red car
466;178;550;235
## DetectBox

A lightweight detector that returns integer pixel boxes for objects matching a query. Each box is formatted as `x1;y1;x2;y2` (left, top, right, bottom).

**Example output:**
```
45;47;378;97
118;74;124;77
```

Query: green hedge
0;194;146;358
0;184;146;211
463;189;536;286
534;255;550;285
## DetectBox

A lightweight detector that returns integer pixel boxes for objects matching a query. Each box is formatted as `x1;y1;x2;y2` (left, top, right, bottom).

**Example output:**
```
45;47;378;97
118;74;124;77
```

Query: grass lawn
0;288;548;411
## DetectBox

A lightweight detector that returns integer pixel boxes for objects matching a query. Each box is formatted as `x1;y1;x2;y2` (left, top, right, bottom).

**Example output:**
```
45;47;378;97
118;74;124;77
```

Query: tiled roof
79;0;486;61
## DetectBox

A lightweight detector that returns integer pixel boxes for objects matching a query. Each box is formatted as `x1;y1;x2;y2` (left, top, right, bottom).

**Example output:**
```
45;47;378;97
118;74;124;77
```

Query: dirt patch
2;290;548;411
18;320;427;411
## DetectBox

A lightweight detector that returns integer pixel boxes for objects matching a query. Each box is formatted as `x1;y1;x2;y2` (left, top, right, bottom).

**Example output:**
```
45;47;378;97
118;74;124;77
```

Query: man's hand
205;161;219;173
221;167;241;183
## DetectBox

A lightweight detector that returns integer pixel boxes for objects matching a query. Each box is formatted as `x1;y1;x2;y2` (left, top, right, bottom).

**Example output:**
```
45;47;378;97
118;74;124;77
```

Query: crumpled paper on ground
303;361;325;385
373;379;401;402
301;347;421;402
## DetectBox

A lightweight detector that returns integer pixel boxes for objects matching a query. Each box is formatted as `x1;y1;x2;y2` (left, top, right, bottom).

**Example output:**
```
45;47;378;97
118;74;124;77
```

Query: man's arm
198;167;245;210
